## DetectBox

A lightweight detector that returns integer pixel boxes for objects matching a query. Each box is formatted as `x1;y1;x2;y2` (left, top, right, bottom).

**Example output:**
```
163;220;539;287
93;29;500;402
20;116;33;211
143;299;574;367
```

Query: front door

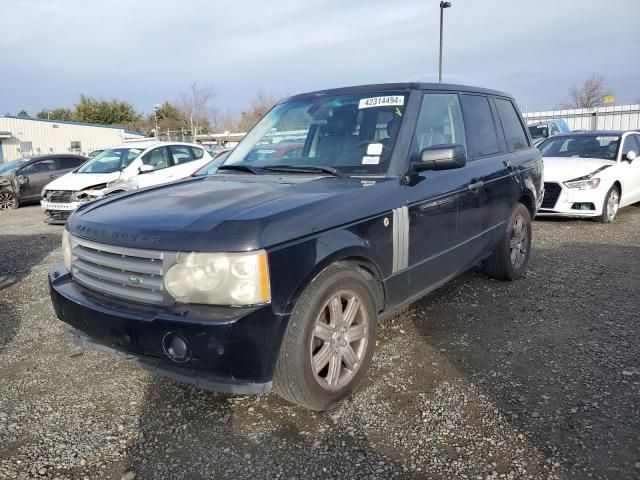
18;158;60;201
620;133;640;205
405;92;472;298
137;147;174;188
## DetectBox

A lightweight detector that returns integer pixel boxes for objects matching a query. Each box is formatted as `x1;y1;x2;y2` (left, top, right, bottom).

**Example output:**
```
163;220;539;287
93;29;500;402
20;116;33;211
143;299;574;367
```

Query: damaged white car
537;131;640;222
40;141;211;223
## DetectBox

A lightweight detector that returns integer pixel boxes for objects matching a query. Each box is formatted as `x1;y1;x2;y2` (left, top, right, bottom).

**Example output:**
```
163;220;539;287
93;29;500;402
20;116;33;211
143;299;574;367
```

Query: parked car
537;130;640;222
49;83;543;410
0;154;87;210
41;141;212;223
88;149;105;158
528;119;570;146
193;149;232;176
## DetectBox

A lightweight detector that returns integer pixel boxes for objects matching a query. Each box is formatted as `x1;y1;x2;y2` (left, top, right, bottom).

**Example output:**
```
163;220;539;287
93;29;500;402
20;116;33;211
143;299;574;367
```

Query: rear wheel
274;264;378;411
597;186;619;223
483;203;532;281
0;190;18;210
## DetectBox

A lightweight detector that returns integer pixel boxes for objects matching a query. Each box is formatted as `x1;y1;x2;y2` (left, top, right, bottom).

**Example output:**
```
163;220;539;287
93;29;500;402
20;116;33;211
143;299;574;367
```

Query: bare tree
176;83;216;136
237;91;283;132
563;74;612;109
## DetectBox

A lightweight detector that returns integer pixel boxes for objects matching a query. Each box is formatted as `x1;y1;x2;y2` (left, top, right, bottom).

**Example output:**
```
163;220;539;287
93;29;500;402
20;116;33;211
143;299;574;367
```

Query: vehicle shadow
408;242;640;479
120;375;421;479
0;233;59;353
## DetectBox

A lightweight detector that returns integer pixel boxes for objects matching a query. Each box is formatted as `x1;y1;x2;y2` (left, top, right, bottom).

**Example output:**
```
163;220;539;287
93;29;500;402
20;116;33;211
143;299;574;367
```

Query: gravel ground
0;204;639;480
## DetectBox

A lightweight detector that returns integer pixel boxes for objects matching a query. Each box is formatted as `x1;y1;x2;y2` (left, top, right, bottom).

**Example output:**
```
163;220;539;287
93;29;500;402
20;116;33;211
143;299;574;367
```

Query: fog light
162;332;191;363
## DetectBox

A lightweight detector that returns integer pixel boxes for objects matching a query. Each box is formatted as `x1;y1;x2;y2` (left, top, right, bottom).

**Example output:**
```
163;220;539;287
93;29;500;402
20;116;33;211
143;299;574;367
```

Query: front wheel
483;203;532;281
597;186;620;223
0;190;19;210
274;264;378;411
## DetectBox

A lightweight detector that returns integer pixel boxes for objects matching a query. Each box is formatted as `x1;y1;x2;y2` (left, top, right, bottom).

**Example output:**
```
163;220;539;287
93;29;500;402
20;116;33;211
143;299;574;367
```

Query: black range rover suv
49;83;543;410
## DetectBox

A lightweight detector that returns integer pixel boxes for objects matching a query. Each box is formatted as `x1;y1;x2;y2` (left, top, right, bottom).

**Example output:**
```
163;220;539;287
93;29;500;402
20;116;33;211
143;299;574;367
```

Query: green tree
36;108;73;121
17;109;29;117
73;95;141;125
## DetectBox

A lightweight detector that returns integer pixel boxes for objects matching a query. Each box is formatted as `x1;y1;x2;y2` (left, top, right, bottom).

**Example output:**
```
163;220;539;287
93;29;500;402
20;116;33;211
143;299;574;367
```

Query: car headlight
62;229;72;271
563;178;600;190
164;250;270;305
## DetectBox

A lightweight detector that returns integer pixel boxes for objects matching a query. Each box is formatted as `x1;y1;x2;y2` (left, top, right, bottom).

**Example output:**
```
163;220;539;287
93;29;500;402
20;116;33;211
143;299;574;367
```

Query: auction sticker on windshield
358;96;404;109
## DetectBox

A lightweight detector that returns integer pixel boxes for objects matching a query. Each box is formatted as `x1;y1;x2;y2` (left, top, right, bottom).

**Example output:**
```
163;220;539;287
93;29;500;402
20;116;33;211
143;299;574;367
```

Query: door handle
468;181;484;193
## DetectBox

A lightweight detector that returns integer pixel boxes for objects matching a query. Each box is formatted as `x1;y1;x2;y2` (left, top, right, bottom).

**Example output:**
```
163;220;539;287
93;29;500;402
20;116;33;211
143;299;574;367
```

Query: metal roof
0;114;143;135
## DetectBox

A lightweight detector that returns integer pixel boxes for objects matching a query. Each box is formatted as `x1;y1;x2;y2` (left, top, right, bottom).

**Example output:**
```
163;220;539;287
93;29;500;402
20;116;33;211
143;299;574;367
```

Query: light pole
438;1;451;83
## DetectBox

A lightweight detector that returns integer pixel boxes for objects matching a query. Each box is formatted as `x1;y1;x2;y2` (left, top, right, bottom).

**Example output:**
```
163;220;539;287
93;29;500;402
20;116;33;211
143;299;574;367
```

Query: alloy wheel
606;190;619;221
0;192;16;210
310;289;369;390
509;215;528;269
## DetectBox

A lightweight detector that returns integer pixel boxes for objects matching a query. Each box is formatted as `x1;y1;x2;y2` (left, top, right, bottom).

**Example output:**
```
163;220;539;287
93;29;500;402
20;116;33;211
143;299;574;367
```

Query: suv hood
45;171;121;191
543;157;615;182
67;174;402;251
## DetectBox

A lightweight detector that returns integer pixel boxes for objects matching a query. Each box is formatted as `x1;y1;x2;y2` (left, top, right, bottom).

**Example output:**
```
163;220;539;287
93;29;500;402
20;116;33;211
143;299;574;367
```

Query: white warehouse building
0;115;144;163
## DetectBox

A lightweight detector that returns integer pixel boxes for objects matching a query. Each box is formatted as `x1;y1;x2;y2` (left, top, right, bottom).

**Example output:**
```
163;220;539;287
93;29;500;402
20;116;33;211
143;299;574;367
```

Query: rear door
404;92;469;297
166;145;208;179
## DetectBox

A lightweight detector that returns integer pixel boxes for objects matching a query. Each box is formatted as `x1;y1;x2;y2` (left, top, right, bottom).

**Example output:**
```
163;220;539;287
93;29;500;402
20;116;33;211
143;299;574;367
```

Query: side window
169;145;196;165
622;135;640;157
59;157;84;169
460;94;500;157
495;98;529;152
21;159;58;174
141;147;170;170
413;93;466;153
190;147;204;160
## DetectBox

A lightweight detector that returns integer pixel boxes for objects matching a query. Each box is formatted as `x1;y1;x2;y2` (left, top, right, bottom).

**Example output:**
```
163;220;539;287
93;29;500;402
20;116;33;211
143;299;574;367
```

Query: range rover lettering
49;83;543;410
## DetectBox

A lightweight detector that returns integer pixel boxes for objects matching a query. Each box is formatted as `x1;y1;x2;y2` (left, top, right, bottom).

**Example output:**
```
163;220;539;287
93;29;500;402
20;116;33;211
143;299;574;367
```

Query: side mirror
17;175;29;185
626;151;637;162
413;144;467;172
139;164;154;174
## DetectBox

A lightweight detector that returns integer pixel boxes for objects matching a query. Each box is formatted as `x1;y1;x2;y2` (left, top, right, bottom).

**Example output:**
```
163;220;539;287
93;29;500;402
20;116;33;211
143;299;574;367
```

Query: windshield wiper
262;165;345;177
217;165;263;175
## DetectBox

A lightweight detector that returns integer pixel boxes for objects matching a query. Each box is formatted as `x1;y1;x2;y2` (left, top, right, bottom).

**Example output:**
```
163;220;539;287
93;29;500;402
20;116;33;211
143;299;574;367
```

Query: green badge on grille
128;275;141;286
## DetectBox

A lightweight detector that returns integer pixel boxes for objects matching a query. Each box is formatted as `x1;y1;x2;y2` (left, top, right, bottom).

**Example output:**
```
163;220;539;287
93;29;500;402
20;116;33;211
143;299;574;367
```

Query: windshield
539;135;620;160
194;151;230;176
77;147;145;173
0;159;27;175
528;125;548;140
222;92;407;175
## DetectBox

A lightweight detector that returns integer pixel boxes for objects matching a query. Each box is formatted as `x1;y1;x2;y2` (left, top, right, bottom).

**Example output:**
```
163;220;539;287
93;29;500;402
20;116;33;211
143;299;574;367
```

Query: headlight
62;229;72;271
564;178;600;190
164;250;270;305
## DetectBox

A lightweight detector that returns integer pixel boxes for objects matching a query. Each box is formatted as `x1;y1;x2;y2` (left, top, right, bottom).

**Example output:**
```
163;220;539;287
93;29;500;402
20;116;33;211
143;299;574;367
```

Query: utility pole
439;1;451;83
153;104;160;139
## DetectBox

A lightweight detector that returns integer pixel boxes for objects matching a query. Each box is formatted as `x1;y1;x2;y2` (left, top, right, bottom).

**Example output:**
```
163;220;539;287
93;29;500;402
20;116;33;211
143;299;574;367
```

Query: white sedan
537;130;640;222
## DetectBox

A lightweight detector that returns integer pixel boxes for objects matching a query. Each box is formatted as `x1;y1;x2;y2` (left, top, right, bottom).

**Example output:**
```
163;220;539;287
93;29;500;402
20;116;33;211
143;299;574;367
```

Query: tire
0;190;19;210
274;264;378;411
483;203;532;281
597;186;620;223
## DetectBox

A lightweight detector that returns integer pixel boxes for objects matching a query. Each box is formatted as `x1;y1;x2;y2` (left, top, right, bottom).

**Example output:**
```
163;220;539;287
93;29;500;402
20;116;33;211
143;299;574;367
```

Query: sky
1;0;639;118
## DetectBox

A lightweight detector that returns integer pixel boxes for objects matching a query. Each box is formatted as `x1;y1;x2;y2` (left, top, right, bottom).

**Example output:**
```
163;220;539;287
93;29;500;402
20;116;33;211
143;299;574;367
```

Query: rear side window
190;147;204;160
495;98;529;152
460;95;500;157
169;145;196;165
60;157;85;169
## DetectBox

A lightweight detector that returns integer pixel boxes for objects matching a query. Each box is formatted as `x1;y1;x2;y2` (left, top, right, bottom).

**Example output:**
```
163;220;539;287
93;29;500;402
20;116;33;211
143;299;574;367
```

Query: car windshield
222;92;408;175
0;159;28;175
539;135;621;160
528;125;548;140
77;147;145;173
194;151;230;176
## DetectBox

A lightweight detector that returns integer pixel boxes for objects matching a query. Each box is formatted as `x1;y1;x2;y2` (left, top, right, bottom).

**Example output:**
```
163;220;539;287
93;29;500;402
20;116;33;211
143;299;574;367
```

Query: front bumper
538;183;605;218
49;263;289;393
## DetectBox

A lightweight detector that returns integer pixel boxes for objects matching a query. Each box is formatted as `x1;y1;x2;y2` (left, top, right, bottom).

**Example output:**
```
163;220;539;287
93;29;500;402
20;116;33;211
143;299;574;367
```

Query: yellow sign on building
603;95;615;104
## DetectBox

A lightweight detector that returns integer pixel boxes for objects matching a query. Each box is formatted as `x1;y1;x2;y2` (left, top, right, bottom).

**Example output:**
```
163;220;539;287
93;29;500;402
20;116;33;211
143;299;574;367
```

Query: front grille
45;190;74;203
45;210;71;221
541;182;562;209
70;236;178;305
